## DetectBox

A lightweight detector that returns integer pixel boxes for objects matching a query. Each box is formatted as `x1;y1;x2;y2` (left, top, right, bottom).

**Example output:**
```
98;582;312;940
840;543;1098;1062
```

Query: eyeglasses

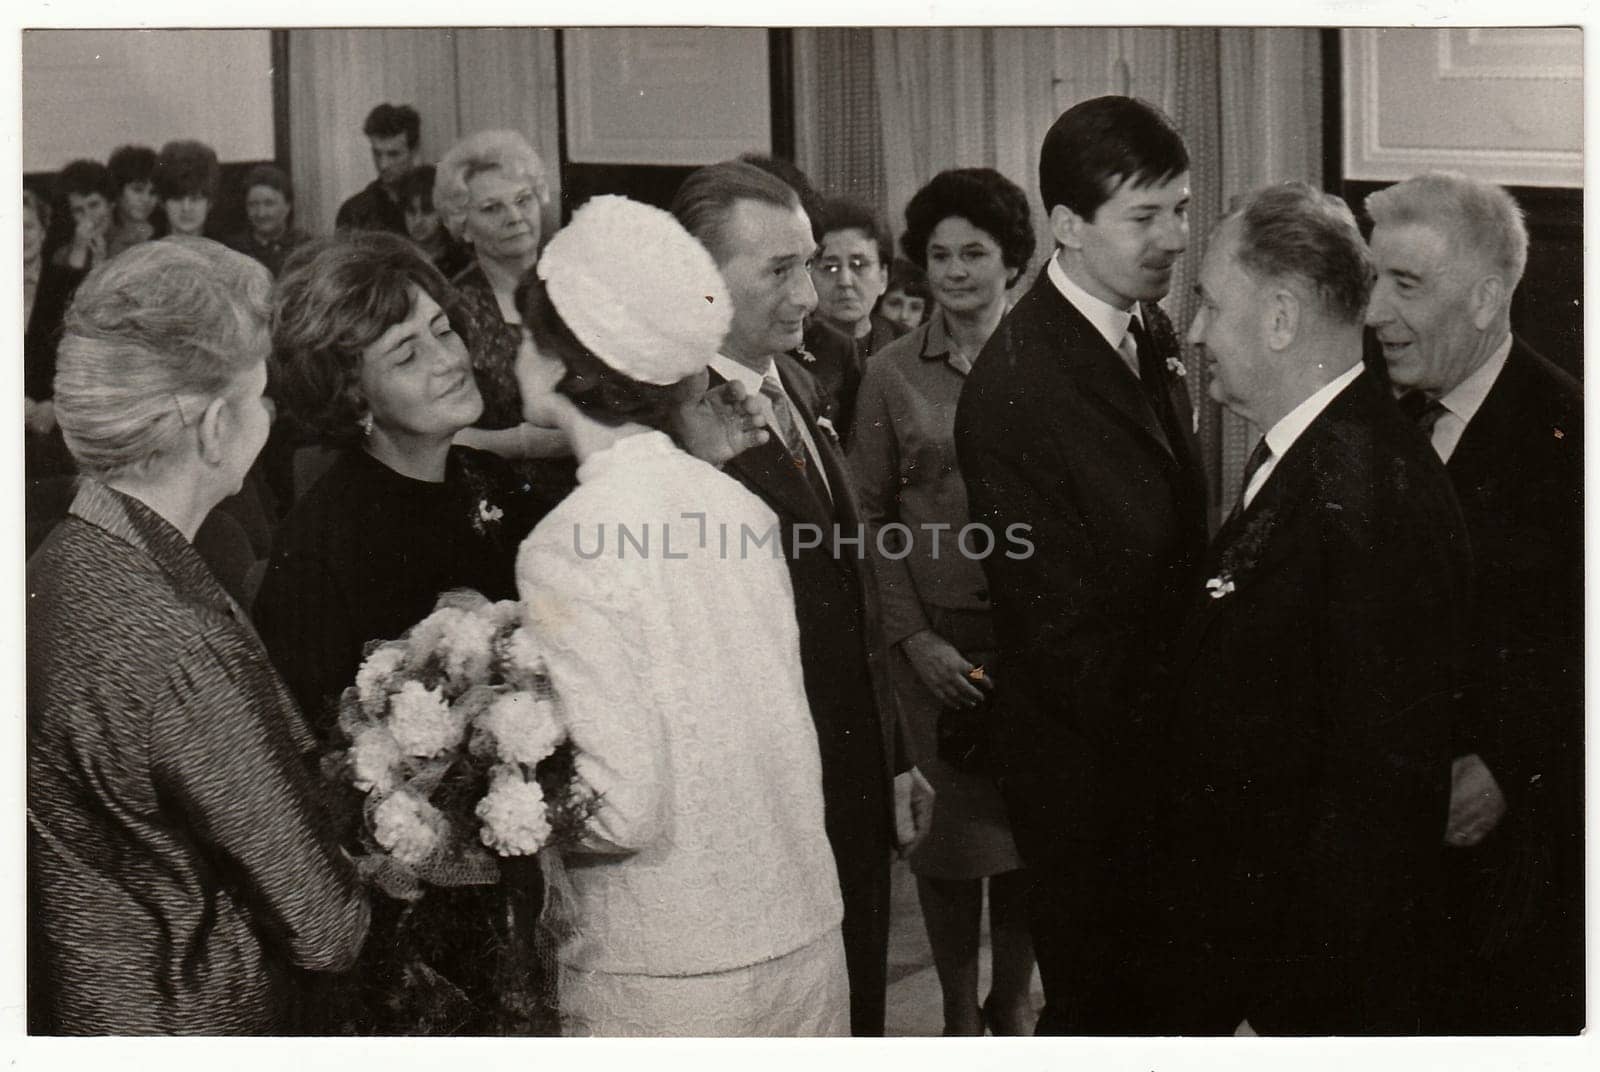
815;255;880;278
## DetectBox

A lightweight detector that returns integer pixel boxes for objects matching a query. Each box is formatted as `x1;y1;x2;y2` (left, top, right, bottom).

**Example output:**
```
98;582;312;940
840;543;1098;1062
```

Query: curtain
286;28;561;237
795;26;1323;523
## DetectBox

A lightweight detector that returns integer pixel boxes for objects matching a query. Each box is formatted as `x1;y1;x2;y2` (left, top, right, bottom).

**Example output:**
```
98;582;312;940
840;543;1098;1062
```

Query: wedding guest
50;158;116;271
155;139;220;238
878;257;931;332
257;231;553;736
24;186;86;478
27;237;369;1035
850;167;1037;1036
811;196;904;364
106;144;163;257
401;164;471;279
226;164;312;277
335;102;420;236
257;230;557;1034
517;195;848;1037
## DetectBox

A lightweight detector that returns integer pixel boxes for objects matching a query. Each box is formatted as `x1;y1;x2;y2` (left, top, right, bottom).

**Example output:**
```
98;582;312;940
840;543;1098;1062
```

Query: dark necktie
1130;314;1185;455
760;375;833;509
1398;391;1450;439
1225;436;1274;525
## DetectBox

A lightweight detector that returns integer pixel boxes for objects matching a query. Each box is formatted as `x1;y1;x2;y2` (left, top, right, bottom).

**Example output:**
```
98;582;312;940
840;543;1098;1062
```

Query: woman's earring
358;412;375;437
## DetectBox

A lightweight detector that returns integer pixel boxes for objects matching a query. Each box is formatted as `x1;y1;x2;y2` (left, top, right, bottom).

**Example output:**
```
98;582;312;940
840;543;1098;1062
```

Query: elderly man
1366;173;1583;1035
669;160;932;1037
334;103;421;236
954;95;1207;1035
1165;182;1472;1035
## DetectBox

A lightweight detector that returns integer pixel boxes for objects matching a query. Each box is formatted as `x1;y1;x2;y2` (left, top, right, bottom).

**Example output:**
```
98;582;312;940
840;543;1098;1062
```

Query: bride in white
513;195;848;1036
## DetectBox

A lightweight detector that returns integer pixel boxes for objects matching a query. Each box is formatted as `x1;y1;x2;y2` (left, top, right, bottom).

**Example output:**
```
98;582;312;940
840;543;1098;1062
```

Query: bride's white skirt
559;927;850;1037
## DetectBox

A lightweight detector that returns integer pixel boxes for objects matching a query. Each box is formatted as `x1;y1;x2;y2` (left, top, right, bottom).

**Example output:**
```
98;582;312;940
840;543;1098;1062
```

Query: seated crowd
23;96;1581;1039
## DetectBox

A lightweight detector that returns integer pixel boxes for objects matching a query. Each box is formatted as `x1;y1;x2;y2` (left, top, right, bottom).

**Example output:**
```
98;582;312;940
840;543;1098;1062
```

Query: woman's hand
901;629;992;708
25;398;56;436
67;216;106;270
670;371;770;466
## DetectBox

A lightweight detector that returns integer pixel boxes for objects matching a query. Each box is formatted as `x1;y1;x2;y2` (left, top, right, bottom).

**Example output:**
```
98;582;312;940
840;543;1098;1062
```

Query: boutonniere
475;499;505;533
815;415;840;444
1166;356;1187;378
1205;574;1236;599
793;345;817;366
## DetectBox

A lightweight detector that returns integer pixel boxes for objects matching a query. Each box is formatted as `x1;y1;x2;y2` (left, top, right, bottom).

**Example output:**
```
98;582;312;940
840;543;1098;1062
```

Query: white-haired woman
515;196;848;1037
432;129;563;463
26;238;370;1035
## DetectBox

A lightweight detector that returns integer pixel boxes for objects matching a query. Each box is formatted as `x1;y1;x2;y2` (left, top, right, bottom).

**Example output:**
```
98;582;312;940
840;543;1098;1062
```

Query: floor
882;856;1044;1037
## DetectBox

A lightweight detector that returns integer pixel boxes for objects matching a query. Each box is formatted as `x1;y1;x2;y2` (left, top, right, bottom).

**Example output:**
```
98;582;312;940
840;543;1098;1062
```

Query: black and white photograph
5;2;1593;1065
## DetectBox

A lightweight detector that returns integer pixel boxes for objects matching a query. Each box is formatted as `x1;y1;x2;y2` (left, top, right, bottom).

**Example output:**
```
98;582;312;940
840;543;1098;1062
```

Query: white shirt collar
709;352;774;394
1048;252;1142;354
1263;361;1365;460
1436;332;1512;430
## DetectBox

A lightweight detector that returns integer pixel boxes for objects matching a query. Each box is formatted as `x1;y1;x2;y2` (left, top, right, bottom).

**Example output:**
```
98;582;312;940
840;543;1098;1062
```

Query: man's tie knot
1398;391;1450;437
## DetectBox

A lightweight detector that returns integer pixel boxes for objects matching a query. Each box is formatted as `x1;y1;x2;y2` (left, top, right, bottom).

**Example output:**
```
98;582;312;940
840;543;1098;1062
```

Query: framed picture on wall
1341;27;1582;188
563;27;772;165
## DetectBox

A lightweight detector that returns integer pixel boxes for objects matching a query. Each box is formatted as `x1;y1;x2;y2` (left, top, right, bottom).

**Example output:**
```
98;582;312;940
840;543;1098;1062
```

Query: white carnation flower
475;768;552;856
441;609;497;684
355;644;407;712
484;599;523;631
478;691;564;766
374;789;443;866
503;625;546;682
407;606;467;669
388;680;466;757
350;726;403;793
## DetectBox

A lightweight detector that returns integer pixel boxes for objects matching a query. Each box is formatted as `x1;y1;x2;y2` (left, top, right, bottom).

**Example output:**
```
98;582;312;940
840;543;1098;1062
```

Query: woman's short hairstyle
53;237;271;479
816;196;893;269
669;160;801;264
1224;182;1375;327
364;103;421;150
900;167;1037;278
1365;171;1529;292
1038;95;1189;222
155;140;221;202
243;163;293;203
271;231;464;445
24;185;52;232
515;269;680;431
401;164;439;212
432;130;549;241
107;145;158;192
58;159;117;203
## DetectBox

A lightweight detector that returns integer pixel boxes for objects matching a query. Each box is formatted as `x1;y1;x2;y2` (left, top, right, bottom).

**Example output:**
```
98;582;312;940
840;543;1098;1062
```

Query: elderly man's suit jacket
710;355;904;882
953;269;1208;858
1163;369;1472;1035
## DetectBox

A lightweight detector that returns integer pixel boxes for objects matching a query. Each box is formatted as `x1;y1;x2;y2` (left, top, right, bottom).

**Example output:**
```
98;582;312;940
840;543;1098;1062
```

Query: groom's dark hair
1039;95;1189;222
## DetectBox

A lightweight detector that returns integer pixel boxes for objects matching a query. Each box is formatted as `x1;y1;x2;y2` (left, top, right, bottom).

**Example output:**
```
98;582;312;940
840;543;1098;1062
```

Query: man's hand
671;371;770;466
894;767;935;856
901;630;992;708
1444;752;1507;848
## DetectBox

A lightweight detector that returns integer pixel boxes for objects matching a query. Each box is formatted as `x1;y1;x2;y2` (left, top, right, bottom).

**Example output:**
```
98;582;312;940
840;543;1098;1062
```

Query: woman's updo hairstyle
54;237;270;479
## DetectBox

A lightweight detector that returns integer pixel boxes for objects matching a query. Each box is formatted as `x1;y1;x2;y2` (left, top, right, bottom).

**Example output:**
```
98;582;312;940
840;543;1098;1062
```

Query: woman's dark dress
254;444;563;1034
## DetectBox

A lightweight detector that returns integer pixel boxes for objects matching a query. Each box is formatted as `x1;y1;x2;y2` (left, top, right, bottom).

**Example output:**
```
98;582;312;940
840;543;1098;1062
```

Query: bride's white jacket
519;431;844;977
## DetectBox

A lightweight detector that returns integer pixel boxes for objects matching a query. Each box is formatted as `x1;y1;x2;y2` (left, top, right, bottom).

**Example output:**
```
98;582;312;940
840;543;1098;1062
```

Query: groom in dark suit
1366;173;1584;1034
954;96;1208;1034
670;160;932;1037
1164;182;1472;1035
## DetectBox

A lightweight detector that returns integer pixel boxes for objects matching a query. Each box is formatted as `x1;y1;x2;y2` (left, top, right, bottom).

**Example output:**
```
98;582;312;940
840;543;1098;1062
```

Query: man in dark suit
670;160;933;1037
334;103;419;236
1366;173;1583;1034
953;96;1208;1034
1165;182;1472;1035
